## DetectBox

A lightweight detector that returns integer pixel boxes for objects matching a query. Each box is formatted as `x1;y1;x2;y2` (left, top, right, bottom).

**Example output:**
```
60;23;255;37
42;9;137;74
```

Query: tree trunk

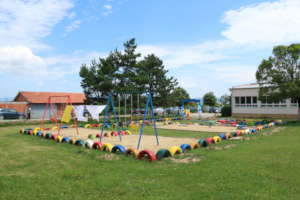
298;101;300;121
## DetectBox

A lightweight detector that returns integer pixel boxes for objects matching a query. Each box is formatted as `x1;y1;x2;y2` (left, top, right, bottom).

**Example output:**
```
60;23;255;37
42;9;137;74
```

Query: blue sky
1;0;299;99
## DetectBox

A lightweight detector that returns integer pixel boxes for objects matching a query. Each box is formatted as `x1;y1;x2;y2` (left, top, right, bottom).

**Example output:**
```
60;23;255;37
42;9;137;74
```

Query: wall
0;102;28;113
231;87;298;118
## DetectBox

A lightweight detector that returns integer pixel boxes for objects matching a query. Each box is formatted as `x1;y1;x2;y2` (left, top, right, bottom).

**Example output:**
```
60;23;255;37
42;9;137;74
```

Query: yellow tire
52;126;58;130
104;132;110;137
125;148;139;158
190;142;200;149
70;138;77;144
213;136;222;143
56;136;63;143
125;130;132;135
101;143;113;152
84;124;91;128
168;146;182;156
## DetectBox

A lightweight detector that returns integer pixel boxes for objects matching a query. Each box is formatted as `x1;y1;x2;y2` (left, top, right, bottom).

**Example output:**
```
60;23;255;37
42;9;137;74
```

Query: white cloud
221;0;300;46
104;4;113;10
103;4;113;15
0;46;47;75
0;0;74;50
64;20;81;35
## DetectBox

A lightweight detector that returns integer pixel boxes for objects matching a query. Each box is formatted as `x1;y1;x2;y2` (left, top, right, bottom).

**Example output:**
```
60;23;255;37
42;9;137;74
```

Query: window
241;97;245;104
246;96;252;104
252;96;257;104
235;97;240;104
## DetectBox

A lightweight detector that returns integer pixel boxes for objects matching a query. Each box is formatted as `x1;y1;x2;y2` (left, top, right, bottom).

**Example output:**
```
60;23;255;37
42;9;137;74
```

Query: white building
230;83;298;118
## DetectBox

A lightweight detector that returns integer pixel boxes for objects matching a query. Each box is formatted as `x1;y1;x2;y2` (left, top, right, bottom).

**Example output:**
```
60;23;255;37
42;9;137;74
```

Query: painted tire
45;133;52;139
125;148;139;158
41;133;46;138
251;129;257;134
111;145;126;154
190;142;200;149
125;130;132;135
19;129;25;134
36;131;43;137
56;135;63;143
236;131;242;136
137;150;157;162
231;132;237;137
206;137;214;144
70;138;77;144
75;139;84;146
226;133;232;139
96;134;101;138
85;139;94;149
213;136;221;143
111;131;118;136
168;146;182;156
198;139;208;147
104;132;110;137
84;124;91;128
156;149;171;160
180;144;192;152
120;131;126;136
88;134;95;139
28;130;33;135
62;137;70;143
51;134;58;140
61;125;68;129
219;133;227;140
52;126;58;130
101;143;113;152
93;142;103;150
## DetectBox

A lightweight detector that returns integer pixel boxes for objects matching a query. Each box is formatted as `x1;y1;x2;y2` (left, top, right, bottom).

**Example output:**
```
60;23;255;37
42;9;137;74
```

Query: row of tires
20;121;281;162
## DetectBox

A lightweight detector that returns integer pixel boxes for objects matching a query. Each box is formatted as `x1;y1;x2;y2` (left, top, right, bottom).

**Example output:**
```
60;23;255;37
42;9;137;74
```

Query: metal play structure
180;99;202;119
99;93;159;150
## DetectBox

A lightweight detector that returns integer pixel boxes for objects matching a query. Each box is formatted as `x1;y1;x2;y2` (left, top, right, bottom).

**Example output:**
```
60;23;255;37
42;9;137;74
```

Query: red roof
14;91;86;104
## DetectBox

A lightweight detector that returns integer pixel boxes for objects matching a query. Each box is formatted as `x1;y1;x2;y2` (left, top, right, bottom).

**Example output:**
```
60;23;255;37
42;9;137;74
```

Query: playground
157;123;237;133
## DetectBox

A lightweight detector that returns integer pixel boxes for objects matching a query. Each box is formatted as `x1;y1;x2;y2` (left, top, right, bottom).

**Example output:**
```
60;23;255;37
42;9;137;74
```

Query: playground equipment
180;99;202;119
40;95;79;136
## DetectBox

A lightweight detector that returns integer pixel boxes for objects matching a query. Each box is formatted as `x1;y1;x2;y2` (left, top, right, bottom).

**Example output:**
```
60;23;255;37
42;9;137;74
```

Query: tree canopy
79;38;185;107
203;92;217;106
256;43;300;119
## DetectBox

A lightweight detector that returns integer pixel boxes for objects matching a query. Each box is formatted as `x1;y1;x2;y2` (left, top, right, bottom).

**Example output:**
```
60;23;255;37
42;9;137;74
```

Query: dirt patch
50;128;198;152
168;156;201;164
98;154;119;161
157;123;237;133
223;144;237;149
207;144;237;151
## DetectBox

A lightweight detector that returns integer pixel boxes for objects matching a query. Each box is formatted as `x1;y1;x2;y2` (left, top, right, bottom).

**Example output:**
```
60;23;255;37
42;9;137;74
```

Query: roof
231;83;259;89
14;91;86;104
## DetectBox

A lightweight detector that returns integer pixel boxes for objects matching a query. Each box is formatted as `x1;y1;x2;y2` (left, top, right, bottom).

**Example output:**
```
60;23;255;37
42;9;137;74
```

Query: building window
253;96;257;104
234;96;258;108
241;97;245;104
235;97;240;105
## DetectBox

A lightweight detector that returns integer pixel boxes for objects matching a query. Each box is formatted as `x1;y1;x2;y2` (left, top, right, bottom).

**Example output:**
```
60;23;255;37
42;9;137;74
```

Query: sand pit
157;124;237;133
52;128;198;152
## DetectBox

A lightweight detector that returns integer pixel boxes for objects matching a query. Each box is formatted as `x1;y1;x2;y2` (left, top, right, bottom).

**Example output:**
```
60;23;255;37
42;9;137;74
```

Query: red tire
137;150;157;162
206;137;214;144
93;142;103;150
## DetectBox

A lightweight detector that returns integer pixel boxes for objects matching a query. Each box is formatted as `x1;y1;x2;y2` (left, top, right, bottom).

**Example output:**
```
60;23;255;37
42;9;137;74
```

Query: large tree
256;43;300;119
170;87;190;107
136;54;178;107
203;92;217;106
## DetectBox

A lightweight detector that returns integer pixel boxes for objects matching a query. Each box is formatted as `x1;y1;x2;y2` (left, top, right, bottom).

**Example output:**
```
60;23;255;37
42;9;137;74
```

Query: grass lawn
0;123;299;200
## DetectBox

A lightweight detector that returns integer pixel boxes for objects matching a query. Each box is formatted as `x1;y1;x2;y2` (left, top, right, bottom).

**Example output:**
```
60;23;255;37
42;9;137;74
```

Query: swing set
99;93;159;150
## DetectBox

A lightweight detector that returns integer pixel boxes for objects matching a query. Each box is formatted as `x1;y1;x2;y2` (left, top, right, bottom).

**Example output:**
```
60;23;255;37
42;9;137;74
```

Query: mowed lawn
0;123;300;200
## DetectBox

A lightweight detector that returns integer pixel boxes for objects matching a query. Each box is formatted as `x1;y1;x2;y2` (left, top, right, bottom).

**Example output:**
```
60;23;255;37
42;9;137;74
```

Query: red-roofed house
12;91;86;119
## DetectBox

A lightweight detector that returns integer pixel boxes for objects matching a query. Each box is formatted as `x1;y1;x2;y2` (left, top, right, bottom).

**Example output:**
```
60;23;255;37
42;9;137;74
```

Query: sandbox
157;124;237;133
52;128;198;152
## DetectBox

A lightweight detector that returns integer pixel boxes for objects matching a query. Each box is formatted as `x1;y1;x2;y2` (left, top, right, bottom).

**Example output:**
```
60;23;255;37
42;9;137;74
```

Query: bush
221;105;231;117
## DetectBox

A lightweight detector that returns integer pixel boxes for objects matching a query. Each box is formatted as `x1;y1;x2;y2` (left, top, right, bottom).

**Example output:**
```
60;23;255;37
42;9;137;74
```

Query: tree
203;92;217;106
256;43;300;120
220;94;231;105
136;54;178;107
169;87;190;107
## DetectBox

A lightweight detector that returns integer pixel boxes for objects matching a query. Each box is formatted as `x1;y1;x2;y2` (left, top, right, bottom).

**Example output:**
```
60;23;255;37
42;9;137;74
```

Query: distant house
230;83;298;119
13;91;86;119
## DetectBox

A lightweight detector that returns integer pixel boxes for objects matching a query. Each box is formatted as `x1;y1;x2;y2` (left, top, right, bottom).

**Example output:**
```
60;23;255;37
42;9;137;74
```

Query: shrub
221;105;231;117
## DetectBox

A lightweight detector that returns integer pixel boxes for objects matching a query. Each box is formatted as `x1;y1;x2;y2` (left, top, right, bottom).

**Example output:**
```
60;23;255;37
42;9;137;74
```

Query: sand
157;124;237;133
52;128;198;152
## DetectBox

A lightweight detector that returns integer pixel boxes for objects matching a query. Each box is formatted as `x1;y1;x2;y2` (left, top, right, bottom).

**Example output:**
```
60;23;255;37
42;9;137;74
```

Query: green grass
0;123;300;199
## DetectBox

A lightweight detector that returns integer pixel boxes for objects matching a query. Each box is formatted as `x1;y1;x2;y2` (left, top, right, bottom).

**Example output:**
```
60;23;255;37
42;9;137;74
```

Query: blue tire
219;133;227;140
62;137;70;143
111;145;126;154
180;144;192;152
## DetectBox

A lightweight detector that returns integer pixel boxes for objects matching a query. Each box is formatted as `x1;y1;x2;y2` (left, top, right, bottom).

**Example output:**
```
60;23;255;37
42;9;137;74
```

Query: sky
1;0;300;99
